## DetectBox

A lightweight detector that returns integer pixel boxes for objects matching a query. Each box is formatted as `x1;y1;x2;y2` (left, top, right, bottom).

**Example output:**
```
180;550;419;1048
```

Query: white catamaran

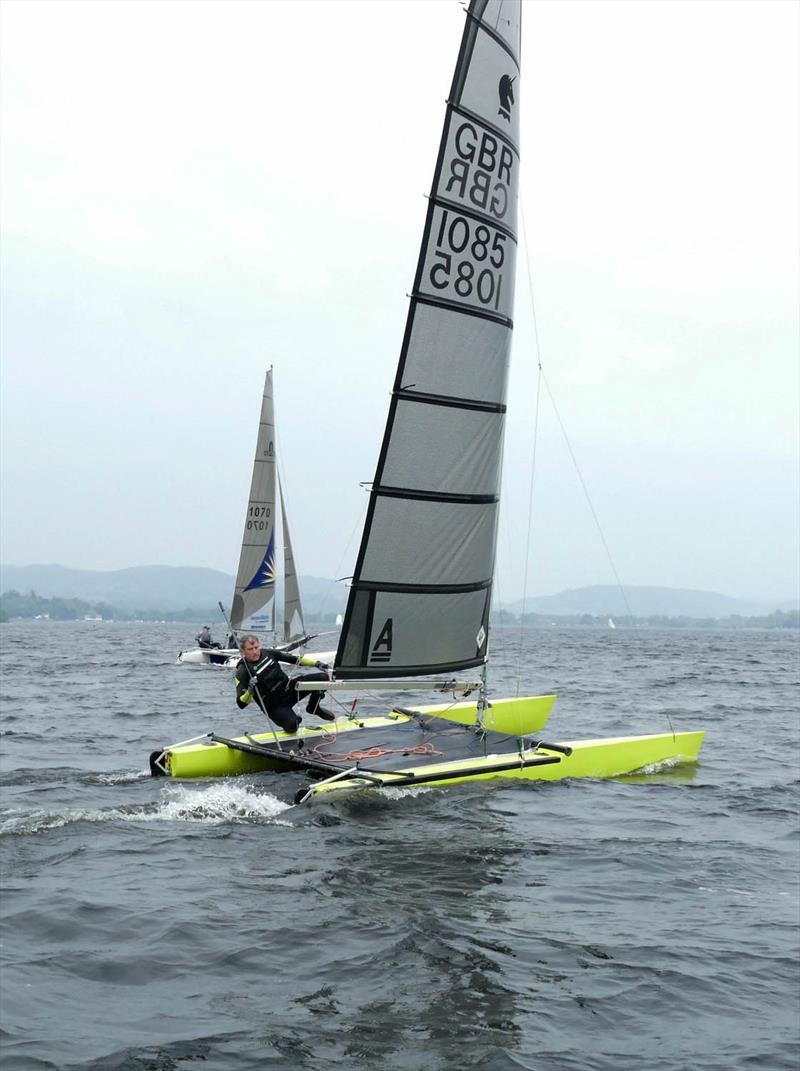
177;368;309;668
151;0;704;796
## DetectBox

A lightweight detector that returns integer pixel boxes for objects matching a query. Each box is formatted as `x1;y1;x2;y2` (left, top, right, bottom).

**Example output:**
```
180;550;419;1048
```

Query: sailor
234;633;335;734
195;625;221;650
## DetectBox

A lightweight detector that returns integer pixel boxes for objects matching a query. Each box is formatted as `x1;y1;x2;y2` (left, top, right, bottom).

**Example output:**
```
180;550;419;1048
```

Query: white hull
177;647;239;668
177;643;332;670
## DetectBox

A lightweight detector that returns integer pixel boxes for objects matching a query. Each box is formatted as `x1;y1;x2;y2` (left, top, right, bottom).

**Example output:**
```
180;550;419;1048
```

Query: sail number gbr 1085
423;208;513;317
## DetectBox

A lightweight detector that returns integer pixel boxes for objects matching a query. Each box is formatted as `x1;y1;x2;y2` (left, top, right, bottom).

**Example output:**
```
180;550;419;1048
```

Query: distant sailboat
152;0;704;792
177;369;308;667
608;617;617;629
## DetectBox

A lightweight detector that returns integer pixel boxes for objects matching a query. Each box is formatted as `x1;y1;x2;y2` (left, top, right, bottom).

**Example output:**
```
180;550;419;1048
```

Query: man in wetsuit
234;633;335;734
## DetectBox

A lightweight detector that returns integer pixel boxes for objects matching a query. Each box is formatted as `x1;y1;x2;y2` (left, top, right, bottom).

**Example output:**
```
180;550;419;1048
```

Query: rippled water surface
1;621;798;1070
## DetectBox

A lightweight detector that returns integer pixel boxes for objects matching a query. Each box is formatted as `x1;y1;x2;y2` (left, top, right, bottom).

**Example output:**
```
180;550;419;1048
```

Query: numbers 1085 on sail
420;207;516;319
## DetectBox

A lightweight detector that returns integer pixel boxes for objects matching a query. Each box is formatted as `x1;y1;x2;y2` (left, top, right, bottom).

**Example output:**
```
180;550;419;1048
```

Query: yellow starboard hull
151;694;703;799
156;695;557;780
300;731;706;802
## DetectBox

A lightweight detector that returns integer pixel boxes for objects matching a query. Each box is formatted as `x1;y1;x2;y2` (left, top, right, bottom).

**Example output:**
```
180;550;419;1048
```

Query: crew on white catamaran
234;634;334;733
195;625;222;649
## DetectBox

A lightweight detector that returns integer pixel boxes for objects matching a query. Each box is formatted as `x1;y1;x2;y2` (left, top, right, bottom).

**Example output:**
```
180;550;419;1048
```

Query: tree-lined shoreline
1;589;796;629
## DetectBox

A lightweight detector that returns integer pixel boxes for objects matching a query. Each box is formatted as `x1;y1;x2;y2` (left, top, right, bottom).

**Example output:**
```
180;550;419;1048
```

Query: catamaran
151;0;704;797
177;368;310;668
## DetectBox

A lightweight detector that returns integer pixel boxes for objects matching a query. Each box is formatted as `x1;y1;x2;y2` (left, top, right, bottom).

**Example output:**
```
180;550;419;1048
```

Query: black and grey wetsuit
234;649;328;734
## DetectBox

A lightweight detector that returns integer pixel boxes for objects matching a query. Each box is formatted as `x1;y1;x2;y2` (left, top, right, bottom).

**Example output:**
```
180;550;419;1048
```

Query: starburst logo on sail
244;533;277;592
498;74;515;121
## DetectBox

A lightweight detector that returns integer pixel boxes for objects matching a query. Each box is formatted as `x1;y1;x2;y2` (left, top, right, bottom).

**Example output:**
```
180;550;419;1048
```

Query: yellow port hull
303;731;706;802
158;694;557;780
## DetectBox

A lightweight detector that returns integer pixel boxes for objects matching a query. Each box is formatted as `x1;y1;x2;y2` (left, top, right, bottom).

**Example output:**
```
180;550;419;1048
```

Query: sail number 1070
247;505;270;531
429;210;506;311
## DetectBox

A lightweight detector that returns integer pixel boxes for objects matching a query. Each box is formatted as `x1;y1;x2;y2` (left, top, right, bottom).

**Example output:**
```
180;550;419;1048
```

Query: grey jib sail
279;477;305;642
335;0;521;678
230;370;277;632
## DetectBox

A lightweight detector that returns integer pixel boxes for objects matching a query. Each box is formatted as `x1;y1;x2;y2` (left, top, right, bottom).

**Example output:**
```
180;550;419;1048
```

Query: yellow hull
301;731;706;802
150;694;703;800
155;694;557;780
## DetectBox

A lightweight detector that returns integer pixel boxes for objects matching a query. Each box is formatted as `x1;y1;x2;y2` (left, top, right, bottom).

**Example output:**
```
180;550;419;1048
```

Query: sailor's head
239;633;261;660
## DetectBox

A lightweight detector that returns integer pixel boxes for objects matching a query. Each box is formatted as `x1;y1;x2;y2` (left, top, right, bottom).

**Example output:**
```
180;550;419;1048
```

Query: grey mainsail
334;0;521;678
230;370;277;633
279;477;305;642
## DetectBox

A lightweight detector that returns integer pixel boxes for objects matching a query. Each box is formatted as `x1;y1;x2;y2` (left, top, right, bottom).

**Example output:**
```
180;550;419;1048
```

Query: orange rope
311;741;443;762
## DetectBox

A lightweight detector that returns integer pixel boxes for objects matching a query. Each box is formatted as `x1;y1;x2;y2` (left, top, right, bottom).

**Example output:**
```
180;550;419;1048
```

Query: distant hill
2;565;794;620
0;563;232;612
0;563;348;618
503;585;779;618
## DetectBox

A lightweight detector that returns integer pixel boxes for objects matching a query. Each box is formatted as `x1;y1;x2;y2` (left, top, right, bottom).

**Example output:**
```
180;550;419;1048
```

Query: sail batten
372;487;498;505
351;579;492;596
395;389;506;414
463;12;521;62
404;291;513;328
408;291;513;327
334;0;521;679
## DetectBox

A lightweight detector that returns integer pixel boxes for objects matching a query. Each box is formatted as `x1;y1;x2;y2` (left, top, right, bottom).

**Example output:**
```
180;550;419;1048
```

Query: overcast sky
1;0;798;604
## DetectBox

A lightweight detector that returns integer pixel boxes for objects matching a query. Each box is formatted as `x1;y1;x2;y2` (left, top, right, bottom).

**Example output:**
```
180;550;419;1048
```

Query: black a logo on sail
498;74;515;122
370;618;393;663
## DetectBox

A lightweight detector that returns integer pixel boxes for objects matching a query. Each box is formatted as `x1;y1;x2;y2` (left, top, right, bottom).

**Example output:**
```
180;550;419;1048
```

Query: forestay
335;0;521;678
230;369;277;632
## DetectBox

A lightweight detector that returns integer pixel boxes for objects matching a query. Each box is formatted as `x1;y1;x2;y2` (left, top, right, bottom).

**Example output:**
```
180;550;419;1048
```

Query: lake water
1;621;798;1070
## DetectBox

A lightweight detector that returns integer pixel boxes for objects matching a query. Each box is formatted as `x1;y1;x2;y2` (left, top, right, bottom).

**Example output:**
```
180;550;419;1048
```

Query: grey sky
1;0;798;604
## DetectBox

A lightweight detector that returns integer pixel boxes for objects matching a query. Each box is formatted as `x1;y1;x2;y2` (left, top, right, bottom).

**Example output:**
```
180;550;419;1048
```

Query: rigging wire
330;494;370;593
515;361;544;695
515;202;545;690
537;366;635;621
516;199;635;665
274;417;369;630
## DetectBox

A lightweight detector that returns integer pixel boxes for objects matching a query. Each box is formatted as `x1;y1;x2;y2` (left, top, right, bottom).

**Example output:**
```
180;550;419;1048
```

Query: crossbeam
295;678;483;694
